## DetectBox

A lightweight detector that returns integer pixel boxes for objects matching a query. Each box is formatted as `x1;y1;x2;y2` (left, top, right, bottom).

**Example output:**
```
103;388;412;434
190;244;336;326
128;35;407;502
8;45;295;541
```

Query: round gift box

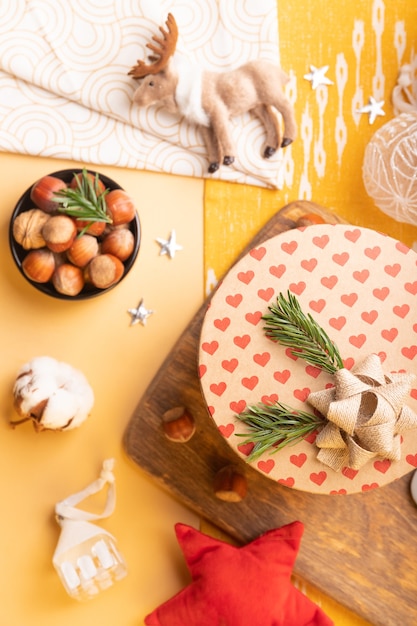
198;224;417;494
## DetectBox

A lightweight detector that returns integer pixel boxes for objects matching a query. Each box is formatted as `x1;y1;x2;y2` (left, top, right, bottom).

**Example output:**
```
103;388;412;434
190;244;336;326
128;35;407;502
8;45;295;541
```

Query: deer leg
200;125;223;173
272;95;297;147
252;104;281;158
208;107;235;168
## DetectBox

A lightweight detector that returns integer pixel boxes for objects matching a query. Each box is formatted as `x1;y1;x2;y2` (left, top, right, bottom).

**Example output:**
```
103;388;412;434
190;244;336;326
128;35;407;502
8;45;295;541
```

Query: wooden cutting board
124;201;417;626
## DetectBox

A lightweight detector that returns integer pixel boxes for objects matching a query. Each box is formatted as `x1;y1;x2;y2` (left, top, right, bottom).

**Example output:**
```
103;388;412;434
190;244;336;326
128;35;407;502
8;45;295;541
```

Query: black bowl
9;169;141;300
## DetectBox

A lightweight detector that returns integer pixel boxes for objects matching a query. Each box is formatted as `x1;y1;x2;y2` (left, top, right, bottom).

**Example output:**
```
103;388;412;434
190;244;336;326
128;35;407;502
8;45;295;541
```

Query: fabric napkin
0;0;288;188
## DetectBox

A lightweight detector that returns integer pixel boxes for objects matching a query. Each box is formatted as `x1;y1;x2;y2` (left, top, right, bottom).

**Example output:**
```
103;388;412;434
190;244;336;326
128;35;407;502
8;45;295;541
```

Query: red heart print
281;240;298;254
304;430;318;444
405;281;417;295
242;376;259;390
214;317;230;331
222;358;238;372
402;345;417;360
278;477;295;487
274;369;291;384
301;258;317;272
290;453;307;467
234;334;251;349
343;358;355;370
253;352;271;367
381;328;398;342
341;293;358;307
269;264;286;278
230;400;246;413
329;316;346;330
353;269;369;283
310;471;327;486
208;405;214;416
393;304;410;318
250;246;266;260
245;311;262;325
294;387;311;401
384;263;401;277
238;270;254;284
305;365;322;378
396;241;410;254
238;442;254;456
226;293;242;308
289;281;306;295
198;364;207;378
202;340;219;355
330;489;348;495
258;287;274;301
361;310;378;324
261;393;279;404
321;275;338;289
373;459;391;473
414;324;417;333
258;459;275;474
365;246;381;259
349;334;366;348
342;467;358;480
362;483;379;491
373;286;389;300
378;351;387;362
285;347;300;360
406;454;417;467
312;234;329;248
210;382;227;396
332;252;349;266
309;299;326;313
344;228;361;242
219;423;234;438
411;388;417;400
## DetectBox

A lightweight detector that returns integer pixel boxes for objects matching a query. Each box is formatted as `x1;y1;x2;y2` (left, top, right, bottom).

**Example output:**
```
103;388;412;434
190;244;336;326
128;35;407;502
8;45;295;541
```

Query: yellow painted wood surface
204;1;417;623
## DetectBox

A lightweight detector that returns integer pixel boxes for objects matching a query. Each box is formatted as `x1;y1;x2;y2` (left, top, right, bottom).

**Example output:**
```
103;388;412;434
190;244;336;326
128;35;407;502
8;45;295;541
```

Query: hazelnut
42;215;77;252
22;248;55;283
101;228;135;261
85;254;124;289
52;263;85;296
67;234;99;267
30;175;67;213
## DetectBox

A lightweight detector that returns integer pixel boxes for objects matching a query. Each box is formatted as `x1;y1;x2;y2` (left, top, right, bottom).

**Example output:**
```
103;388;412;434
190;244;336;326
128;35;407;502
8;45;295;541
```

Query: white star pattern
127;299;154;326
304;65;334;89
356;97;385;124
156;230;183;259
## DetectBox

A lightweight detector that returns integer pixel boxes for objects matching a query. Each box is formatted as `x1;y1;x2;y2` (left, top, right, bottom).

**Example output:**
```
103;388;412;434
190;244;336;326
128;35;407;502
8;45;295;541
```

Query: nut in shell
12;208;50;250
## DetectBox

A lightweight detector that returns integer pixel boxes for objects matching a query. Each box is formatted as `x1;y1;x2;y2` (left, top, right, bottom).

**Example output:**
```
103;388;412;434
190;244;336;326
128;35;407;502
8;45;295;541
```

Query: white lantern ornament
53;459;127;600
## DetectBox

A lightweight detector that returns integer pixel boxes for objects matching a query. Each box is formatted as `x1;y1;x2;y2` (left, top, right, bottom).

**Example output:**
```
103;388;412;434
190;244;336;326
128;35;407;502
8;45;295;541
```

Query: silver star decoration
156;229;183;259
356;97;385;124
304;65;333;89
127;298;154;326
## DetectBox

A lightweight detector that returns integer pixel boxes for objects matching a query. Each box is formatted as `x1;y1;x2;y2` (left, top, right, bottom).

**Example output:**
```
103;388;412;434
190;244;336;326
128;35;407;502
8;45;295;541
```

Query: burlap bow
307;354;417;471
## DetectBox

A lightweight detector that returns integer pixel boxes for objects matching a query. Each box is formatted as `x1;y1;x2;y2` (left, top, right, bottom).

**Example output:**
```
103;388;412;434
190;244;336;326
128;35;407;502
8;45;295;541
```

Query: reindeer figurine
129;13;297;173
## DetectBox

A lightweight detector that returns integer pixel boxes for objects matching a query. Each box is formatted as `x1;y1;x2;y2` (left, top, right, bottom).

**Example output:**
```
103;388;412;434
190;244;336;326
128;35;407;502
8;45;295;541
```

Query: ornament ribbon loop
308;354;417;471
55;458;116;522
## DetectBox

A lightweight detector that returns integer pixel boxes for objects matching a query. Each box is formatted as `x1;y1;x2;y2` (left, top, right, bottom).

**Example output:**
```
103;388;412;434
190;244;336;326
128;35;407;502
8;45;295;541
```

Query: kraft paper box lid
199;224;417;494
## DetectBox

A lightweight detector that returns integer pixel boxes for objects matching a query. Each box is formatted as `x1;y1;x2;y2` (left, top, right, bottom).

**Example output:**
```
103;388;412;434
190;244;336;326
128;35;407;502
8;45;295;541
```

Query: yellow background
1;1;417;625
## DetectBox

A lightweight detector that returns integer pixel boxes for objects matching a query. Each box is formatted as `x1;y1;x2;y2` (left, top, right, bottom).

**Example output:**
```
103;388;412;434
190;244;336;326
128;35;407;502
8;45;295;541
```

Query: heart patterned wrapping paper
0;0;290;189
199;224;417;494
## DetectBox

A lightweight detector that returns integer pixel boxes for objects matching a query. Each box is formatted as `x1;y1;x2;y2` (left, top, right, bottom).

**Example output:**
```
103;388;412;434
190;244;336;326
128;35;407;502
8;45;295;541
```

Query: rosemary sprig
263;291;344;374
52;169;112;225
236;401;325;462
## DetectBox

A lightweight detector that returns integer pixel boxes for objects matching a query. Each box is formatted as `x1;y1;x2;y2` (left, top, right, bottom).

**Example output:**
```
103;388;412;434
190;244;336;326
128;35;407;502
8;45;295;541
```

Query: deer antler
128;13;178;78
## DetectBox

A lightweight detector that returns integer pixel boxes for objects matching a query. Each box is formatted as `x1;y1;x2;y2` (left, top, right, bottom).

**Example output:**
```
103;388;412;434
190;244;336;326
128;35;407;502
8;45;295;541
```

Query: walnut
13;208;51;250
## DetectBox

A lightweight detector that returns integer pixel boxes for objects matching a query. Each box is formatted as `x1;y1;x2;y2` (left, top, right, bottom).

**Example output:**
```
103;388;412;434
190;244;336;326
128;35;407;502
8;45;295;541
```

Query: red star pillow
145;521;333;626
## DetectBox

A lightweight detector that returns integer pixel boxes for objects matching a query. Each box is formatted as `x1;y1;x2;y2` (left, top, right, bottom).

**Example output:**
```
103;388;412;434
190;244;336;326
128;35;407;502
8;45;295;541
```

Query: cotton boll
12;356;94;431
